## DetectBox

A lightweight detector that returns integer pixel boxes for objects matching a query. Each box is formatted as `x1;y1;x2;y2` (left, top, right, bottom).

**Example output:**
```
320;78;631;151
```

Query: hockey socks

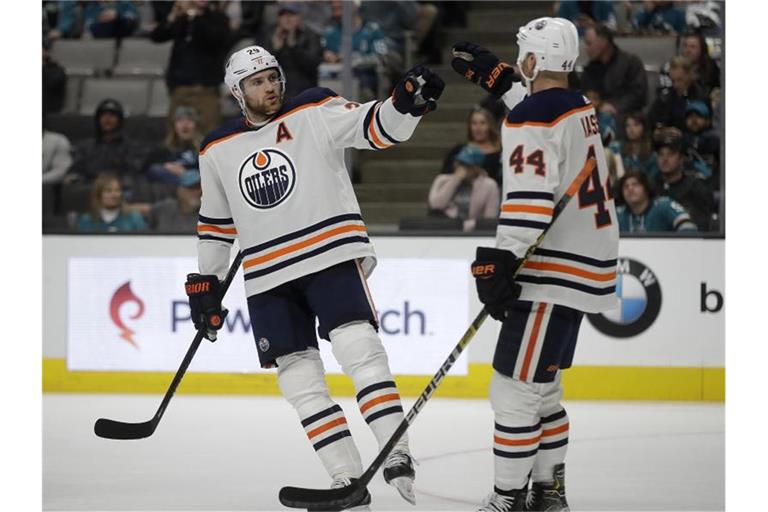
330;321;415;503
277;349;363;480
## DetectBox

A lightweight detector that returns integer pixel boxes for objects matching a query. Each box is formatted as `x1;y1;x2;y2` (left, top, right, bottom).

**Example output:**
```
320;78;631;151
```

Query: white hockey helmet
224;45;286;114
515;17;579;84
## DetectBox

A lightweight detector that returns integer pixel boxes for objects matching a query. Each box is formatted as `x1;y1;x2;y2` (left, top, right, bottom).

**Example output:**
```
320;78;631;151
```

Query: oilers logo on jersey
238;148;296;209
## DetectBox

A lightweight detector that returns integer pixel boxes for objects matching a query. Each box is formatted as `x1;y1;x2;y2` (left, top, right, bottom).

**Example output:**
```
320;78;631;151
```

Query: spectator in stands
84;1;139;39
648;56;709;132
67;99;144;186
144;106;202;186
580;24;647;121
428;144;500;232
659;30;721;97
555;1;617;33
150;0;231;135
652;128;714;231
43;116;73;218
47;1;83;40
322;0;389;100
43;120;73;186
683;100;720;187
634;1;686;34
616;170;697;233
43;37;66;115
147;170;202;233
440;107;502;185
619;112;658;179
359;1;440;73
75;173;148;232
265;2;323;99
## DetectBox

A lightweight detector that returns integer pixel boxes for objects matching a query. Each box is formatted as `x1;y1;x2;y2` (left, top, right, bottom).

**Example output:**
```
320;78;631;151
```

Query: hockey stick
278;157;597;510
94;250;245;440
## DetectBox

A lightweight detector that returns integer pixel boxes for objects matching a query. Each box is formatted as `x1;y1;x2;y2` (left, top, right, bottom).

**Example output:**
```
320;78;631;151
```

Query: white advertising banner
67;257;470;375
574;238;724;367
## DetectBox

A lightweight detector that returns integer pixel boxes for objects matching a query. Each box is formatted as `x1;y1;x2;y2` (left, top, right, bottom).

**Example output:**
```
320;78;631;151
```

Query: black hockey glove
392;64;445;116
185;273;228;342
451;41;520;98
471;247;522;321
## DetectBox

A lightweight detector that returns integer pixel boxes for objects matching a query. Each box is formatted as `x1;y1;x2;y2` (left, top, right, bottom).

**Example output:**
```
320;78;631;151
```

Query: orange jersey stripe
359;393;401;414
368;104;392;149
198;224;237;235
306;417;347;440
272;95;337;124
243;224;367;269
199;96;338;156
494;434;542;446
542;422;570;437
501;205;554;216
504;104;594;129
566;157;596;198
520;303;547;381
523;261;615;282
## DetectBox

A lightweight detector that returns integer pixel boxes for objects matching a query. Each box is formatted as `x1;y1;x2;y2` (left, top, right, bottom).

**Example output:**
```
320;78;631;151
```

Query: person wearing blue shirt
322;0;390;98
75;173;148;233
616;170;697;233
634;1;687;34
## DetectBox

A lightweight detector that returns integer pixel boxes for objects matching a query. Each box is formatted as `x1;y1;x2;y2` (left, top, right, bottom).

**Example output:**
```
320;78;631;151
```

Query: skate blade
389;476;416;505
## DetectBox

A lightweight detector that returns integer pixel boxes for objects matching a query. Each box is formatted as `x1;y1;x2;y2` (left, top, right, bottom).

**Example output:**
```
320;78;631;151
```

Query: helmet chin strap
517;53;540;95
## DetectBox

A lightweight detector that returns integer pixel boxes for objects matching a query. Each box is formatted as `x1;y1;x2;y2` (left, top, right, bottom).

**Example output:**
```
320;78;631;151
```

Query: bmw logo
239;148;296;209
587;258;662;338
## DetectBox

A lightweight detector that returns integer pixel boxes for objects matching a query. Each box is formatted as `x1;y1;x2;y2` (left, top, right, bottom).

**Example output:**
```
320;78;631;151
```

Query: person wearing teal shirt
616;170;697;233
75;173;148;233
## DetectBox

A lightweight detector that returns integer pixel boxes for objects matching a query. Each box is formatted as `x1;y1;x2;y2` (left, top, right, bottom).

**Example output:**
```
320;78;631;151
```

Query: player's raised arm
316;65;445;151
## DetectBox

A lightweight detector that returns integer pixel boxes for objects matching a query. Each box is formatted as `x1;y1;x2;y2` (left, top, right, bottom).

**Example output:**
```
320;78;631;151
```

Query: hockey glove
185;273;228;342
451;41;520;98
471;247;522;321
392;64;445;116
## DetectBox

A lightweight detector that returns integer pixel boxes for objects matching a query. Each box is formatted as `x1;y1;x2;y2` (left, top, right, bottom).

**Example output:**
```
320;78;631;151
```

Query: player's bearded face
241;69;284;119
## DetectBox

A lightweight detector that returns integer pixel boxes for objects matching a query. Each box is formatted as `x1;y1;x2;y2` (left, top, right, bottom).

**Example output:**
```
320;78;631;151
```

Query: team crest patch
258;337;270;352
535;19;547;30
239;148;296;209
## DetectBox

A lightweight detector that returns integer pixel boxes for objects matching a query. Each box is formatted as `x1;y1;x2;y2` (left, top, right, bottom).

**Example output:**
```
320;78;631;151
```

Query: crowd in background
42;0;724;235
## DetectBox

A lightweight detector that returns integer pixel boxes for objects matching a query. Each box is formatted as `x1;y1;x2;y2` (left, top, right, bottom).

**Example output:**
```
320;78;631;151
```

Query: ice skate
382;449;416;504
528;463;569;511
476;488;528;512
306;477;371;512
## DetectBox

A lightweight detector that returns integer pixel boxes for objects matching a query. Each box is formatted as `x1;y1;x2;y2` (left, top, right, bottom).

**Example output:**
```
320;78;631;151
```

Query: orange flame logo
109;281;145;349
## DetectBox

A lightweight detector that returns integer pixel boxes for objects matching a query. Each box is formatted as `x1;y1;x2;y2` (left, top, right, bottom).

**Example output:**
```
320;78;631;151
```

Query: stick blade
94;418;156;440
278;481;365;510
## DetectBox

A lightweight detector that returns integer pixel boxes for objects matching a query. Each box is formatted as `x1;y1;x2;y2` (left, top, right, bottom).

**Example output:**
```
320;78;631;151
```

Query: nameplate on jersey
238;148;296;209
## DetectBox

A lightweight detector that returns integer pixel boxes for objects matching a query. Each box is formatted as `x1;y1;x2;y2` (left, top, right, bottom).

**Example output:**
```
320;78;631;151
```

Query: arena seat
113;39;172;77
50;39;116;76
79;78;151;116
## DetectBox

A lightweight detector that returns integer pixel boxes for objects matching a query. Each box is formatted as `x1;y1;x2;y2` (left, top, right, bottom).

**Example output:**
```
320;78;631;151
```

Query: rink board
42;235;724;400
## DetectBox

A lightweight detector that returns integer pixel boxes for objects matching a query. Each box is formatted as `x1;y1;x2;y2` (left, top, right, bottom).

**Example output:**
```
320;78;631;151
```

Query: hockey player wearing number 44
452;17;619;512
184;45;444;510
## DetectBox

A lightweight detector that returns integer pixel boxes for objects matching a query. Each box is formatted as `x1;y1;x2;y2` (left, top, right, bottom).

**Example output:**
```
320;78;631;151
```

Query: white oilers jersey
196;87;421;297
498;88;619;313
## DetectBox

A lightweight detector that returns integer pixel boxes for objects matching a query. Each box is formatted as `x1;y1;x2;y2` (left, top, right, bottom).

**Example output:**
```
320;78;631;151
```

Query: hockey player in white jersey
183;46;444;509
452;18;619;512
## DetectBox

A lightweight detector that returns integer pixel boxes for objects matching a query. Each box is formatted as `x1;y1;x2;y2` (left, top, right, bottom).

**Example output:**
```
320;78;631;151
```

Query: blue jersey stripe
506;191;554;201
198;215;234;225
301;404;343;427
499;219;551;230
313;430;352;451
533;248;617;268
197;234;235;244
356;381;397;402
